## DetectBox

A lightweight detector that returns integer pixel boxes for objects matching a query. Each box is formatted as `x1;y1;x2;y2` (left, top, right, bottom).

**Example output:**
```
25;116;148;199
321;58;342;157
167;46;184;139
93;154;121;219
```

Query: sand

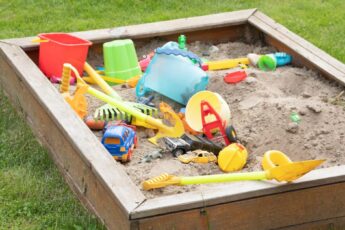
81;40;345;198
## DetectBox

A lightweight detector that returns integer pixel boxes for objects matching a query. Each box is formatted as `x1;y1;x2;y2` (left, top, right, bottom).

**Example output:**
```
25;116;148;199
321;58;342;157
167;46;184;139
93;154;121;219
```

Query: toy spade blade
266;159;325;182
148;102;185;145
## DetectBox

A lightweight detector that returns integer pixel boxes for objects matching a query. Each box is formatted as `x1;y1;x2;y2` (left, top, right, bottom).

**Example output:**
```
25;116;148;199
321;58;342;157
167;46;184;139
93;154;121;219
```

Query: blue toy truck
101;122;137;162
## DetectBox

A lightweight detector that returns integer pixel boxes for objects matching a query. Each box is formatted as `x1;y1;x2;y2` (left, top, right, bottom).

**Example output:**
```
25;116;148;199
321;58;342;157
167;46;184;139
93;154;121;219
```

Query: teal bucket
136;42;209;105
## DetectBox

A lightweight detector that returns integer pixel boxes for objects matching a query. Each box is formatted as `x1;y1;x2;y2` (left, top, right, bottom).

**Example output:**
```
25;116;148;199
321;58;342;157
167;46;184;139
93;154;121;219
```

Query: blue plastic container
136;42;209;105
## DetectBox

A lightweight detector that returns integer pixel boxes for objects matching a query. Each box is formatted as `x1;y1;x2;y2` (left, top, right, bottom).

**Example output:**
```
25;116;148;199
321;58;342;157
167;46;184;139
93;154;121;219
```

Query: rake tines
94;103;158;123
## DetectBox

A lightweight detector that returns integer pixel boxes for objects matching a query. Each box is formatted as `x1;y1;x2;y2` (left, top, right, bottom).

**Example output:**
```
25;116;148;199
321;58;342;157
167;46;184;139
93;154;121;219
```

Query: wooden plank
2;9;345;229
2;9;257;51
132;165;345;219
281;215;345;230
136;182;345;230
0;42;145;229
27;24;247;65
248;12;345;86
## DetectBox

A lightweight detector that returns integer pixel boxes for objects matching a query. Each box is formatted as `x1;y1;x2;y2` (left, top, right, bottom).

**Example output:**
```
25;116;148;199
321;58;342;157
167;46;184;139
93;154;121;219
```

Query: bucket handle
32;38;49;43
135;74;149;97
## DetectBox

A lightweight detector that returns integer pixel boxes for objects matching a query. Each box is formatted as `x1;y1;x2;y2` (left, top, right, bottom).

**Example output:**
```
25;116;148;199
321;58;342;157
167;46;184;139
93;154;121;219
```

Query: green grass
1;0;345;228
0;92;104;229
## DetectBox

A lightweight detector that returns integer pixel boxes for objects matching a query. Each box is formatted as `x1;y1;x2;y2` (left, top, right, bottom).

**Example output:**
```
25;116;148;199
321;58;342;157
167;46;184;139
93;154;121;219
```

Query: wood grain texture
0;42;145;229
2;9;257;50
248;11;345;85
280;215;345;230
136;182;345;230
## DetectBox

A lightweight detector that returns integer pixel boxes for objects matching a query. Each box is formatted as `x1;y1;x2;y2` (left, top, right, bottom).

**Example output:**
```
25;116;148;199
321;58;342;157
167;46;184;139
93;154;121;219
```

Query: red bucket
38;33;92;79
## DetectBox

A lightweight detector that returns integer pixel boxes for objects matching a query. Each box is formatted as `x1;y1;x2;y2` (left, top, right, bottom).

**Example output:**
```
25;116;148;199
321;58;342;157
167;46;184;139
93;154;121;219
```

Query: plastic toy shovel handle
32;38;49;43
84;62;122;100
87;86;148;121
180;171;267;185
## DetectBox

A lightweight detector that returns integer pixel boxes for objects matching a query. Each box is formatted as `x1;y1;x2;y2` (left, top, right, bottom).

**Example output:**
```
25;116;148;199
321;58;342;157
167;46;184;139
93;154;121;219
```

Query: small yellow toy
206;58;250;71
178;150;217;164
217;143;248;172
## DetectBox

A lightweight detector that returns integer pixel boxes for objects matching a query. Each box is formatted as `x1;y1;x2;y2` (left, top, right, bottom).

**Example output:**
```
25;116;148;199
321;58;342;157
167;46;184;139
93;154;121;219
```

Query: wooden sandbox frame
1;9;345;229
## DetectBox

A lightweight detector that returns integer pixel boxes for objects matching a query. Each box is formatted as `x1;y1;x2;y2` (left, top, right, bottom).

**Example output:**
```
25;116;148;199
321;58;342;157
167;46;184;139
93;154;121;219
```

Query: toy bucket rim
38;33;92;47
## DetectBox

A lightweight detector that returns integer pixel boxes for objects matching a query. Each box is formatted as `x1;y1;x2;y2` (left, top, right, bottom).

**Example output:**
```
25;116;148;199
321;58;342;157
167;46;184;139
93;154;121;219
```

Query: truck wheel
134;136;138;148
121;154;128;163
127;148;133;162
172;148;185;157
226;125;238;143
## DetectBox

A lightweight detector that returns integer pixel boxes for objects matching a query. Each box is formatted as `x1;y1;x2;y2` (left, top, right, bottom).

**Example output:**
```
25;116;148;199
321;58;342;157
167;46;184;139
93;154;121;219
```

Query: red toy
200;101;230;146
139;52;155;72
224;71;247;84
36;33;92;80
84;116;106;130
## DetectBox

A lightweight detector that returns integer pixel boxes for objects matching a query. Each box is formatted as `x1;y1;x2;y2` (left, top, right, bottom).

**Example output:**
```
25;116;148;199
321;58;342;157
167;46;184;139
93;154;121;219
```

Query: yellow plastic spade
142;151;325;190
262;150;325;182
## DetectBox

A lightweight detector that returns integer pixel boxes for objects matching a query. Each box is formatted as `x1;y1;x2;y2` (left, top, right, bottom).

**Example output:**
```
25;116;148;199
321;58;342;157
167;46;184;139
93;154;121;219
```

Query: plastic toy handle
135;74;149;97
60;64;72;93
262;150;292;171
180;171;267;185
87;86;148;122
84;62;122;100
32;38;49;43
207;58;250;71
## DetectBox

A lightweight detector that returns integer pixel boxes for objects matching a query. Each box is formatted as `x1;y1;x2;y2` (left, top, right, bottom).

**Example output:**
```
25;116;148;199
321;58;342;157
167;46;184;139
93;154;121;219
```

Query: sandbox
1;9;345;230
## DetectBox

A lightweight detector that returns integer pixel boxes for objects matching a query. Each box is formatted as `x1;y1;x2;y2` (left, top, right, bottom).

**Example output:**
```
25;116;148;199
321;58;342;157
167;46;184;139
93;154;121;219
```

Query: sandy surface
81;40;345;198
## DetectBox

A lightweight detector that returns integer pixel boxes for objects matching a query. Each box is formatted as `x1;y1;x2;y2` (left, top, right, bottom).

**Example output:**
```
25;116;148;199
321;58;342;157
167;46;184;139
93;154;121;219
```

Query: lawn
1;0;344;229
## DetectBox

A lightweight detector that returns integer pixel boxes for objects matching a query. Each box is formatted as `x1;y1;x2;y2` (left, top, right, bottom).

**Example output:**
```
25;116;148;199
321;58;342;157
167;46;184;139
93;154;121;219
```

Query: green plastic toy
103;39;142;82
178;35;187;50
290;112;301;124
257;54;277;71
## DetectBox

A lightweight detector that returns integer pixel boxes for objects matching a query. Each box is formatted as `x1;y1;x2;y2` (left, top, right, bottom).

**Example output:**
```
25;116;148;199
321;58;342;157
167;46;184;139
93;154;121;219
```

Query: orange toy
62;85;88;119
60;63;88;119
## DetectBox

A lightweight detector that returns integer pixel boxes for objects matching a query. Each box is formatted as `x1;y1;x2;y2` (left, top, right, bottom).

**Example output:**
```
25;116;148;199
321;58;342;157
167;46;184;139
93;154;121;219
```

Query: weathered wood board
1;9;345;230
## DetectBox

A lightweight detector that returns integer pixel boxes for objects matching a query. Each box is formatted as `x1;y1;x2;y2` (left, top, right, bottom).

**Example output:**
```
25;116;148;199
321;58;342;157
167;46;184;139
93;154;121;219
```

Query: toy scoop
142;151;324;190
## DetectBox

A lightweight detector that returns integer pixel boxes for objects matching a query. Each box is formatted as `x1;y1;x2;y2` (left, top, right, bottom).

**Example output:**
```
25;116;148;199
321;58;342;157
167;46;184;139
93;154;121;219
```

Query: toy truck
163;133;223;157
101;122;137;162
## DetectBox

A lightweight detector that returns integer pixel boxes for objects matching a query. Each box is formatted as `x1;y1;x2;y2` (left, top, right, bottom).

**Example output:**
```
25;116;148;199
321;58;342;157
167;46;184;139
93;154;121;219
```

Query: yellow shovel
142;151;325;190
